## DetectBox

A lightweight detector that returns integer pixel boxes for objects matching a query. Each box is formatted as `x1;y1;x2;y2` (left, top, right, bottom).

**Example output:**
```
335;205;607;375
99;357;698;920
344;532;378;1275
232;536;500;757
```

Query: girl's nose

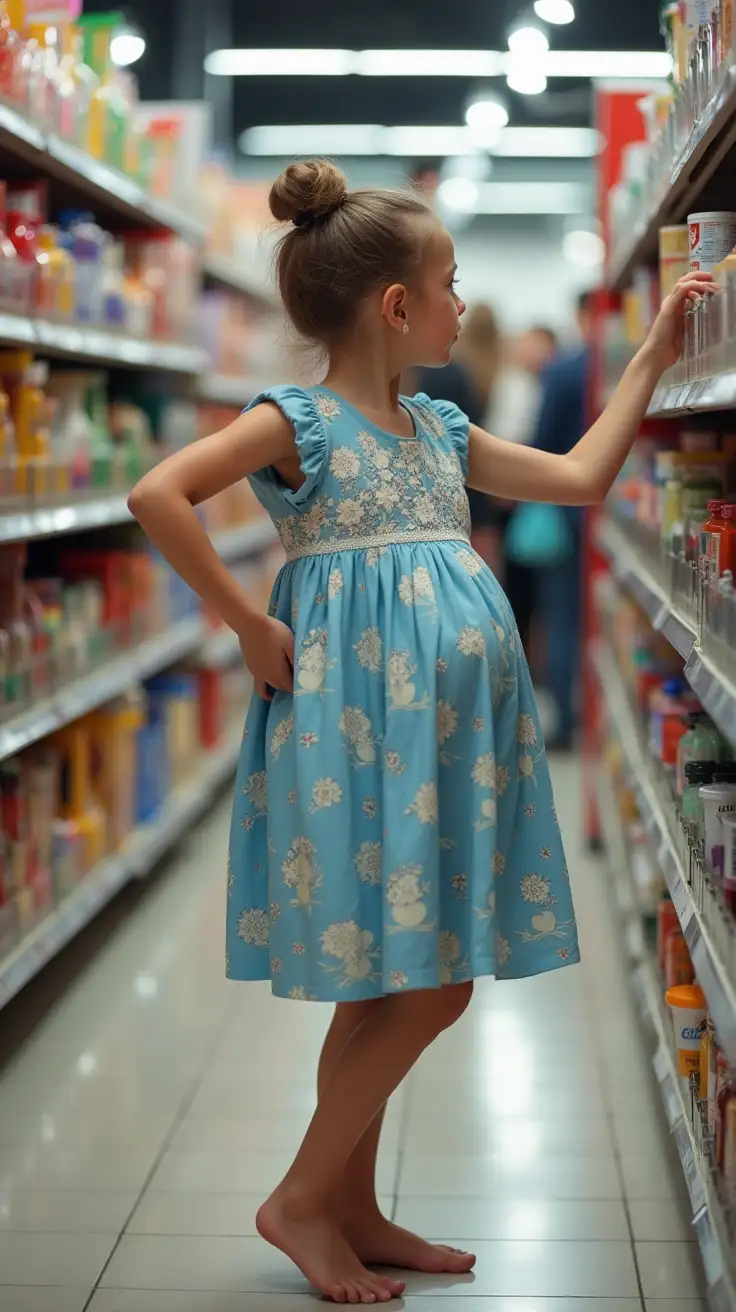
458;298;467;317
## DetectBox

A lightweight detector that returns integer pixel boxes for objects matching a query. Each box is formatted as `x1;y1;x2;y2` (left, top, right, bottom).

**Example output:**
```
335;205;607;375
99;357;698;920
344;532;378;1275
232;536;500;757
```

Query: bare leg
321;999;476;1275
257;983;474;1303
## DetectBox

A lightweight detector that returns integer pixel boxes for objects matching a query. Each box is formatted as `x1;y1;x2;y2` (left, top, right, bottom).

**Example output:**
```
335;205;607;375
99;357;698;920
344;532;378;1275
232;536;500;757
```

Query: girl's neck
323;351;404;420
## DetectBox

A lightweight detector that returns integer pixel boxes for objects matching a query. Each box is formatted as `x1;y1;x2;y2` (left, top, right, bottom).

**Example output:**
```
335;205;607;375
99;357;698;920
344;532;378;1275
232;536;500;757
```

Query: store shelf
200;627;241;669
596;516;696;659
609;65;736;292
597;515;736;750
593;639;736;1068
597;759;736;1309
0;519;276;759
0;614;206;763
0;101;204;242
199;374;263;408
202;254;276;306
0;495;132;544
648;372;736;418
0;729;240;1011
212;517;279;563
0;310;206;373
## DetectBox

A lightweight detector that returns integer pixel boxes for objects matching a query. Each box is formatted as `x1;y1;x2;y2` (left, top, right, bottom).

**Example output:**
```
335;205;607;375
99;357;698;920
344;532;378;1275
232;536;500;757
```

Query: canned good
689;211;736;272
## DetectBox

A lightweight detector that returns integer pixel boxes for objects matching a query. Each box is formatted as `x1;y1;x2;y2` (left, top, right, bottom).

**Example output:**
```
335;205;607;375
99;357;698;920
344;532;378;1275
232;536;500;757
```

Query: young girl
129;160;712;1306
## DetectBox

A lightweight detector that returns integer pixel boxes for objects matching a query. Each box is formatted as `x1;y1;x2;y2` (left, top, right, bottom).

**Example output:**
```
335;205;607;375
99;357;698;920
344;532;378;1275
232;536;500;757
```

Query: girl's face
409;227;466;367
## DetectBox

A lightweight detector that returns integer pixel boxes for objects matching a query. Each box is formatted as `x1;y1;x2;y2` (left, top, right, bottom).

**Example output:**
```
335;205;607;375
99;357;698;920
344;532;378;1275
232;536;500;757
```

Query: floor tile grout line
592;862;661;1312
81;988;242;1311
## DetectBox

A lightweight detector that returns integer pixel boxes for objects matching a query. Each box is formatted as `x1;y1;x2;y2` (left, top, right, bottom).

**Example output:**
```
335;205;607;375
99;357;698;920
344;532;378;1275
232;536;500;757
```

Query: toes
358;1287;377;1305
376;1275;405;1292
346;1285;362;1305
328;1287;348;1304
366;1279;389;1302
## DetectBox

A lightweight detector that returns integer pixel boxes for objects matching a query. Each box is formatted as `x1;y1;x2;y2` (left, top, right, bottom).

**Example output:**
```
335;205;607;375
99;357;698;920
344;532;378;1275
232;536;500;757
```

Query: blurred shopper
487;325;559;653
129;157;709;1305
529;290;595;750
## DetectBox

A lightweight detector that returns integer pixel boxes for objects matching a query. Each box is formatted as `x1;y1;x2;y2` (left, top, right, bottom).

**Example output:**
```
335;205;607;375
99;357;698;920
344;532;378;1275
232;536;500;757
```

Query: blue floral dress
226;386;580;1001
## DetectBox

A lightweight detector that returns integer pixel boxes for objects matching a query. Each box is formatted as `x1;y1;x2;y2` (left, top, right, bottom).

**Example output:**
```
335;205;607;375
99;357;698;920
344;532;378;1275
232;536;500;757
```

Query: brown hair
455;302;502;414
269;159;436;344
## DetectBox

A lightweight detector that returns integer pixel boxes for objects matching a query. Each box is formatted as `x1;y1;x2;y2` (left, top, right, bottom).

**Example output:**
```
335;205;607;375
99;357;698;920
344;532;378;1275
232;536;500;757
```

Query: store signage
24;0;83;21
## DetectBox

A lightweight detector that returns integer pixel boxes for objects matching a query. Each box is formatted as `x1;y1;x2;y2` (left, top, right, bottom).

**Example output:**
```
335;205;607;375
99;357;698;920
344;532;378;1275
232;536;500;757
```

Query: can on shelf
659;224;689;297
688;212;736;273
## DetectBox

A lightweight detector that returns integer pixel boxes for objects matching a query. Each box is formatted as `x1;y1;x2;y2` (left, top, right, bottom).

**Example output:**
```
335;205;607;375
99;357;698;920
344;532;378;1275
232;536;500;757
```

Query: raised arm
467;272;714;507
128;402;297;698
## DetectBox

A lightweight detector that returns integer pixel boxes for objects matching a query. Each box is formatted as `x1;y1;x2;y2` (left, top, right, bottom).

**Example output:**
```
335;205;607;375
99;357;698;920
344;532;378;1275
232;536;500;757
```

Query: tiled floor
0;757;706;1310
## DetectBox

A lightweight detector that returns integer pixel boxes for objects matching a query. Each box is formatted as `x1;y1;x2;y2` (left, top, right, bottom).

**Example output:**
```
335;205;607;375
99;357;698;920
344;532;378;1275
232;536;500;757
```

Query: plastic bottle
61;212;106;325
45;372;92;491
701;498;726;582
0;182;21;312
666;983;707;1095
0;386;15;504
682;759;717;836
718;503;736;576
77;12;127;169
6;184;44;312
676;713;724;796
101;240;126;328
0;1;23;107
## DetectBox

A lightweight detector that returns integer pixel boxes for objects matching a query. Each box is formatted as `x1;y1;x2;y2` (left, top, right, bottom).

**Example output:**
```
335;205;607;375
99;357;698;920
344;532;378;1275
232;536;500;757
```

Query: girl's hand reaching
240;614;295;701
644;270;716;371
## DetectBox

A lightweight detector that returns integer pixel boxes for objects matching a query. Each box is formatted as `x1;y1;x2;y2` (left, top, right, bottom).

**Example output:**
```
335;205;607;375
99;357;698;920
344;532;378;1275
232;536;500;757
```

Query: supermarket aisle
0;757;705;1311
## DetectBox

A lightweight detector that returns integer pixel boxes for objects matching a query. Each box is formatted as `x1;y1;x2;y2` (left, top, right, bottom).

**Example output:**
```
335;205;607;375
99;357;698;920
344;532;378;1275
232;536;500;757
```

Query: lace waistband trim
283;528;471;563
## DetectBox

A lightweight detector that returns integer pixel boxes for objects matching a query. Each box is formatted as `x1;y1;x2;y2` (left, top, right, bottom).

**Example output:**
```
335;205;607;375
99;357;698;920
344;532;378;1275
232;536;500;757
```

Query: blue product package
135;710;169;825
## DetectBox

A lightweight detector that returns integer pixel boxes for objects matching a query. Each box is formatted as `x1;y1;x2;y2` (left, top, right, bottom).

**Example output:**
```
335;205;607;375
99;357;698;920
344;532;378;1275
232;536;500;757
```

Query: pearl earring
403;323;409;335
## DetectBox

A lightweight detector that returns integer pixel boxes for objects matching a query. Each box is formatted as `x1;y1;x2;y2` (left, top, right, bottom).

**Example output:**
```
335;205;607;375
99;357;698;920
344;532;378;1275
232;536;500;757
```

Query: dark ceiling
88;0;663;144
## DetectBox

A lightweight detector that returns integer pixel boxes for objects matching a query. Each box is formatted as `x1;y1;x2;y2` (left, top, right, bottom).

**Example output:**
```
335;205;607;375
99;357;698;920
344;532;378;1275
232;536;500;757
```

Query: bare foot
257;1188;406;1304
345;1212;476;1275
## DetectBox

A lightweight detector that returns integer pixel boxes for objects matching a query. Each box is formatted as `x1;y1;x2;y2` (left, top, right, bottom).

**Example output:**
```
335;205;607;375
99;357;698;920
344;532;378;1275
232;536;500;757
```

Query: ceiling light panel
205;48;356;76
210;48;672;80
534;0;575;23
360;49;503;76
465;182;588;214
240;124;604;159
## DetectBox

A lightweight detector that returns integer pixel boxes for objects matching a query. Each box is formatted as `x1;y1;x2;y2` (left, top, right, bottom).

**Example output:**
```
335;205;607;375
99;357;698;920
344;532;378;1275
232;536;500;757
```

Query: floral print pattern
226;385;580;1000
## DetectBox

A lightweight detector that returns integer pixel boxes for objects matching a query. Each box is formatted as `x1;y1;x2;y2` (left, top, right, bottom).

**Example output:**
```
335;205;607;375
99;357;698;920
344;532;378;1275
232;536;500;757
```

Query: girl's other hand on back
240;614;295;701
644;270;716;371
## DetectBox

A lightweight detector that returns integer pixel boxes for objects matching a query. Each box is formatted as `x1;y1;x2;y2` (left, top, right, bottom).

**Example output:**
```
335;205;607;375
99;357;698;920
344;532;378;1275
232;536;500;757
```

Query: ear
381;282;408;333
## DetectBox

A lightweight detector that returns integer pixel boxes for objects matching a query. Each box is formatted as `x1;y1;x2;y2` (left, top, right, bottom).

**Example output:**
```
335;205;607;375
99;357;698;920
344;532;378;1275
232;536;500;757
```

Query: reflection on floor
0;756;705;1310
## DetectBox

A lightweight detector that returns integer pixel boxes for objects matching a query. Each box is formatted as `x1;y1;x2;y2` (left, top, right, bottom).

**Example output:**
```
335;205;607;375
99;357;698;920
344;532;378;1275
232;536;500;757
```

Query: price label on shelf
694;1207;725;1289
684;914;702;956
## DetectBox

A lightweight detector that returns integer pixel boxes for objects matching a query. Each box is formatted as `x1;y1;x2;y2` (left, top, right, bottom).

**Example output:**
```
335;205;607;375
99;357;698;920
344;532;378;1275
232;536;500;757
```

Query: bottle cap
707;499;725;512
685;761;718;784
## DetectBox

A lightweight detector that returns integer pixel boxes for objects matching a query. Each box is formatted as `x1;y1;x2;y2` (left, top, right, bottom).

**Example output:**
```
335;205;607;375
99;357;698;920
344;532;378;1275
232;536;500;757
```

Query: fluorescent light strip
205;48;356;76
360;49;503;77
240;124;602;159
469;182;588;214
495;127;602;157
209;47;672;80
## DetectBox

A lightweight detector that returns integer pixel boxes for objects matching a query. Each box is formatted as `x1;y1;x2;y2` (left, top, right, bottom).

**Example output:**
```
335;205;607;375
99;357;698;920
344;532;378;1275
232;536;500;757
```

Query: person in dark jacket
530;289;594;749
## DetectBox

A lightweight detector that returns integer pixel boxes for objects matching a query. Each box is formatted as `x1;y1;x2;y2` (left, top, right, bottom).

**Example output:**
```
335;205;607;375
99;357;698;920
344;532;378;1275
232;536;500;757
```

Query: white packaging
700;781;736;875
666;987;707;1092
689;212;736;272
722;814;736;903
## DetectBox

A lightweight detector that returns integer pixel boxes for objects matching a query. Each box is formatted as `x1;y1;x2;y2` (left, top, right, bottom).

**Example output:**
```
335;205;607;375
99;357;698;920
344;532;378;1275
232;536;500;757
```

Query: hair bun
269;159;348;227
